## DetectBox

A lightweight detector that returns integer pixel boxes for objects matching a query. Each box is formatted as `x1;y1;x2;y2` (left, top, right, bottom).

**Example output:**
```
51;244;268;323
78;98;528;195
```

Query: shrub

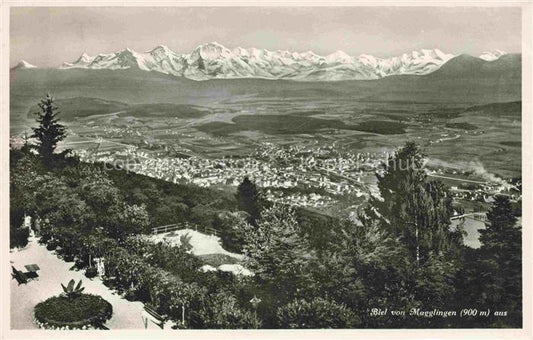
10;225;30;249
197;291;262;329
197;253;241;268
124;287;138;301
212;211;249;253
63;254;75;262
34;294;112;329
104;247;147;292
54;227;82;258
122;236;202;282
39;233;51;244
276;297;359;328
46;241;57;251
75;258;86;269
9;206;30;249
85;267;98;278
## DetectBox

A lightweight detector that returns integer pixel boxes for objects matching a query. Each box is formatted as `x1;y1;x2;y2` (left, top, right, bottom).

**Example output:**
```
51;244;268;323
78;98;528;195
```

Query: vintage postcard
2;2;532;339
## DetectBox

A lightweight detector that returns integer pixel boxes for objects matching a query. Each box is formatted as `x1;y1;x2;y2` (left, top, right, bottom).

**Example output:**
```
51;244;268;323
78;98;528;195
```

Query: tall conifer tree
236;176;262;224
363;142;460;264
31;94;67;167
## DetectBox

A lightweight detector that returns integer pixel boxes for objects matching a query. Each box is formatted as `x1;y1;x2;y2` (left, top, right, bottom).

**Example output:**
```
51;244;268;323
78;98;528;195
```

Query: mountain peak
12;60;37;69
326;50;352;63
193;42;232;60
149;45;172;53
331;50;349;56
202;41;227;49
479;50;507;61
76;52;93;63
302;50;318;57
232;47;249;56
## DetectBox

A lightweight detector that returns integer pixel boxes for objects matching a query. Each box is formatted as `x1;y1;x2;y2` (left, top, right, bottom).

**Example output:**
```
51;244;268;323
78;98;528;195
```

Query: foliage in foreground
277;297;359;328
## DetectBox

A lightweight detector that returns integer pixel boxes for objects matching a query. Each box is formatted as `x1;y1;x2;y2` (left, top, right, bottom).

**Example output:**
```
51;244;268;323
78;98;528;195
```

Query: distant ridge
427;53;521;78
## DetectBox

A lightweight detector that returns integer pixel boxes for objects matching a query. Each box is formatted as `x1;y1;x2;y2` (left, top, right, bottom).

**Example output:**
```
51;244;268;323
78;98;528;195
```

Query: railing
451;212;487;222
151;224;180;234
202;227;218;237
151;223;218;237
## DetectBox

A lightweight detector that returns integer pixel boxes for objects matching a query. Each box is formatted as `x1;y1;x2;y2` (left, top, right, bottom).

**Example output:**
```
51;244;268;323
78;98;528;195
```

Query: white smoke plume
426;158;509;187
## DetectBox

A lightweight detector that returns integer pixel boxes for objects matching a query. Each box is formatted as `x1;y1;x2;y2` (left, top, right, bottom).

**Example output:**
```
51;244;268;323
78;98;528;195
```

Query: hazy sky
11;6;522;67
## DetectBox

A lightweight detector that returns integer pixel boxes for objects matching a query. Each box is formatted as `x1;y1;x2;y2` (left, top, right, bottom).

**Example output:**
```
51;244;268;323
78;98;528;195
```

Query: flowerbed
34;294;112;329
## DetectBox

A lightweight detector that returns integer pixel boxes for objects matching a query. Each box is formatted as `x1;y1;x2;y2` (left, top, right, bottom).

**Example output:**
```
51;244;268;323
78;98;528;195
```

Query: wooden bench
142;305;167;329
11;266;29;285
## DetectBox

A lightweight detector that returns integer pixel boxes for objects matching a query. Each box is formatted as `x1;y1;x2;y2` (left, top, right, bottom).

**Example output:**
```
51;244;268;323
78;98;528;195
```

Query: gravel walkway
148;228;244;260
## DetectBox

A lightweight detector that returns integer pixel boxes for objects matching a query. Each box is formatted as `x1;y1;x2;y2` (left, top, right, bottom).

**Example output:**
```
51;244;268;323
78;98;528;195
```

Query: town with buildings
69;140;521;211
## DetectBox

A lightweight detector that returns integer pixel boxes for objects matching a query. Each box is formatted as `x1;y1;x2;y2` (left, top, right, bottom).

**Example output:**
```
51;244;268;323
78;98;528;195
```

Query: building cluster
72;140;520;209
449;182;521;202
74;142;386;208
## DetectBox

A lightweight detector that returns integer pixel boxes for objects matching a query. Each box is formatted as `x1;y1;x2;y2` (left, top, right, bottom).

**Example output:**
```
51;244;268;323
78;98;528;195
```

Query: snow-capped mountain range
49;43;508;81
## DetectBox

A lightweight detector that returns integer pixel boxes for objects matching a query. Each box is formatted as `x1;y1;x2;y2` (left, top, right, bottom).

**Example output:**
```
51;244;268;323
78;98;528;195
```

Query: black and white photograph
2;2;532;338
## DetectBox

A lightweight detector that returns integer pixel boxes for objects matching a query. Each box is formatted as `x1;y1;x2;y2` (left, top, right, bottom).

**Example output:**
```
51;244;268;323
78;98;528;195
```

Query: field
10;93;521;179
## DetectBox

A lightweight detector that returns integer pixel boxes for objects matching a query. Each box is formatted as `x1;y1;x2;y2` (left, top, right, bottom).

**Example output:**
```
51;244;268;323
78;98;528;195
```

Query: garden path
148;228;244;260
